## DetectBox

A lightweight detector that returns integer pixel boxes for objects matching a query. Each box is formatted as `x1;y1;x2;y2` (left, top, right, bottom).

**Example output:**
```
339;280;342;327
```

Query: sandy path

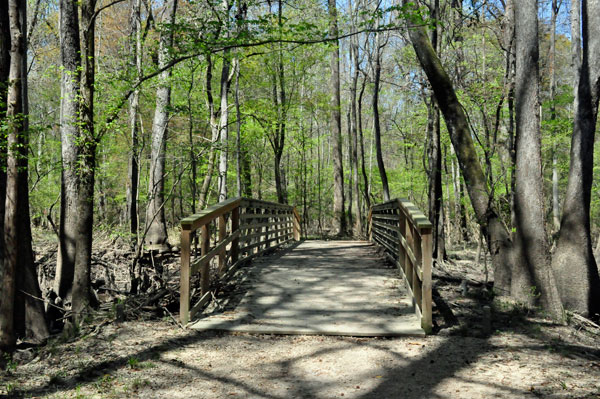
4;319;599;399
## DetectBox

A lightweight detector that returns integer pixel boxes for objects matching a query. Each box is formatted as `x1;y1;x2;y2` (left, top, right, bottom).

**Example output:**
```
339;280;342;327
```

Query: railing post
180;229;191;325
218;215;227;276
200;224;210;296
368;207;373;242
421;229;433;334
293;207;301;240
231;206;240;265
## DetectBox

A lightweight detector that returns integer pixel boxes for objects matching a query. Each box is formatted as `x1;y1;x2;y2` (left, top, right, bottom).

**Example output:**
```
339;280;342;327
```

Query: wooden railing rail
368;198;433;334
180;197;301;324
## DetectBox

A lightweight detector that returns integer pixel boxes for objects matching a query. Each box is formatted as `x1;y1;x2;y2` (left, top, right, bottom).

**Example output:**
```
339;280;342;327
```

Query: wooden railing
368;198;433;334
180;197;301;324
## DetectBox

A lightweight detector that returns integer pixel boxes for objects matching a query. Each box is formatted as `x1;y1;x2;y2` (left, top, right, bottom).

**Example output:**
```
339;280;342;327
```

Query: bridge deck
188;240;425;336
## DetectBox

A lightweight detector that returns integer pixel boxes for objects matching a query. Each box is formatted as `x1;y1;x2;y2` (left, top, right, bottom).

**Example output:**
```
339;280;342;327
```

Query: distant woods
1;0;600;355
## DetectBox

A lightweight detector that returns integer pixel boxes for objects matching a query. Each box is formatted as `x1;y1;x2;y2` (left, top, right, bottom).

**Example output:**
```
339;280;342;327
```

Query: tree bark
145;0;177;250
13;0;48;341
71;0;97;318
513;0;563;318
0;0;23;353
55;0;82;300
328;0;346;234
372;26;390;202
126;0;142;244
552;0;600;317
404;2;513;295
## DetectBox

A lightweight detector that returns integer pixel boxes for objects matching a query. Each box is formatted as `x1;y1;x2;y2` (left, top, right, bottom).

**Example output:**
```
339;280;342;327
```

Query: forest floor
1;233;600;398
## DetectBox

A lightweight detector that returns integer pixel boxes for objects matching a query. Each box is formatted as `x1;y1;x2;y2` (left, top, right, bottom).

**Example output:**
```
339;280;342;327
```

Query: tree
552;0;600;317
328;0;345;235
54;0;82;302
512;0;563;317
145;0;178;250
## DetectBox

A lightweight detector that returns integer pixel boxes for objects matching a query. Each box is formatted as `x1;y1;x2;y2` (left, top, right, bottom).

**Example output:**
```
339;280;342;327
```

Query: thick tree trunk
55;0;82;300
0;0;9;254
145;0;177;250
552;0;600;317
328;0;345;235
71;0;97;318
404;4;513;295
513;0;563;318
0;0;23;353
13;0;48;341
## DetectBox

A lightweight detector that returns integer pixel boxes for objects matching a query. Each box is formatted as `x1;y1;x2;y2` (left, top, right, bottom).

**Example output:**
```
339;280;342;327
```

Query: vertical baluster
218;214;226;276
231;206;240;265
201;223;210;296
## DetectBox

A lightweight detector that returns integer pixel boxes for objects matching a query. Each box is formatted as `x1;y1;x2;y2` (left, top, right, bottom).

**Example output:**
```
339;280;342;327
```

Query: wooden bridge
179;197;433;336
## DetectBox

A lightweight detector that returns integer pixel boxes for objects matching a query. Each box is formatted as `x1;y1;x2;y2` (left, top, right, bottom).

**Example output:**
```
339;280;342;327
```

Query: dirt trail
3;239;600;398
2;318;599;399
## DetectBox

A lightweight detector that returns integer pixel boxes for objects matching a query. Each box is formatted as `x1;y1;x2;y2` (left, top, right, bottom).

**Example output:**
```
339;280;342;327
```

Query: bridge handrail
180;197;301;324
368;198;433;334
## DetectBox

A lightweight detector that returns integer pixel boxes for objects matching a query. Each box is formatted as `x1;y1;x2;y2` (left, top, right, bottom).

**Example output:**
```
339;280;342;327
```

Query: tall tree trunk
0;0;23;353
372;27;390;202
55;0;82;300
217;48;231;203
0;0;9;257
145;0;177;250
350;30;362;234
328;0;345;234
552;0;600;317
235;60;242;197
550;0;560;233
199;55;218;209
71;0;97;318
404;2;513;295
14;0;48;341
127;0;142;244
512;0;563;318
358;74;370;212
427;0;445;260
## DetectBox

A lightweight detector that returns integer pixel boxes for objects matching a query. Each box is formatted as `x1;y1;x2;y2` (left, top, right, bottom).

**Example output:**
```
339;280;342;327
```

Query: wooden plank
293;207;301;240
218;215;227;276
240;212;292;220
180;230;191;325
181;197;241;231
240;220;292;231
189;291;212;320
231;207;240;265
200;225;210;296
191;229;241;276
372;213;401;221
421;233;433;334
239;226;291;243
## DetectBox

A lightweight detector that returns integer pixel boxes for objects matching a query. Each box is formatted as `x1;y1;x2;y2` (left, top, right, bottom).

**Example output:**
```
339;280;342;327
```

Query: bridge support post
180;229;191;325
421;231;433;334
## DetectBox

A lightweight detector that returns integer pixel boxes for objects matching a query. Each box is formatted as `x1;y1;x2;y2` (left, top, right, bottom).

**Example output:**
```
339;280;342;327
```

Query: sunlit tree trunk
145;0;177;250
512;0;563;318
552;0;600;317
328;0;346;234
55;0;81;300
